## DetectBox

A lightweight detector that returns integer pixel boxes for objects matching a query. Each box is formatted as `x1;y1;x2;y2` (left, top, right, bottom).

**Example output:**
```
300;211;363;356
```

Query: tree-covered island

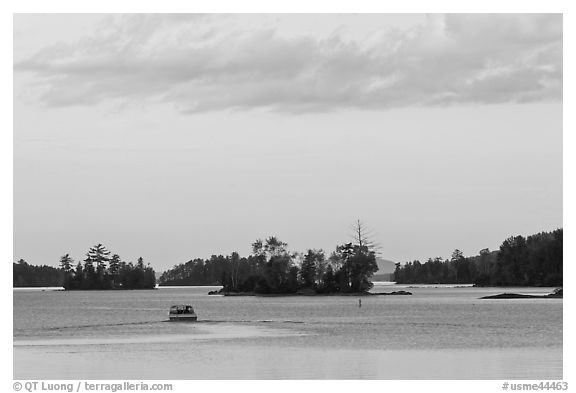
14;243;156;290
160;221;380;295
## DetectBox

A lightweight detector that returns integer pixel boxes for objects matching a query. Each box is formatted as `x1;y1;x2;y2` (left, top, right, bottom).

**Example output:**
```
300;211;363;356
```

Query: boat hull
169;315;198;321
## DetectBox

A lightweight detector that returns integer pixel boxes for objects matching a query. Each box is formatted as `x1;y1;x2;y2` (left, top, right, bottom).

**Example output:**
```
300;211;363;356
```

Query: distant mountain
376;258;397;273
372;258;397;282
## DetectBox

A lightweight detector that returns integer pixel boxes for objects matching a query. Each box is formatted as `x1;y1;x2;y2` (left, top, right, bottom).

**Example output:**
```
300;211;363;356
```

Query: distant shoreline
12;287;158;291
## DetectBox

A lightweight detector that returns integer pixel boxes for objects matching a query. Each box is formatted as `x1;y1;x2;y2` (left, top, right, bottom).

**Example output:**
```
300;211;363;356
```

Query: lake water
13;284;563;379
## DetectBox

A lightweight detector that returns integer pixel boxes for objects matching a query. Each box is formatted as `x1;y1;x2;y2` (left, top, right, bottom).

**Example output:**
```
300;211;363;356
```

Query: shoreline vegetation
393;229;562;287
158;228;562;294
13;244;156;290
13;226;562;293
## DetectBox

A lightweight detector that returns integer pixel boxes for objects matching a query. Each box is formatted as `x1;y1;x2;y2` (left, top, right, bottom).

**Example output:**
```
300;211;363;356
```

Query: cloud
15;14;562;113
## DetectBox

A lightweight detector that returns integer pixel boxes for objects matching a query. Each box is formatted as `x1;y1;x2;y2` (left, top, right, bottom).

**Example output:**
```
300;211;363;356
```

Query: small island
162;221;381;295
61;244;157;290
13;244;156;290
480;288;562;299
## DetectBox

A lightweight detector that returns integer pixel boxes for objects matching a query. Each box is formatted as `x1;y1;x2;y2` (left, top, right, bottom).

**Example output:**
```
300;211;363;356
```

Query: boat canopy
169;305;195;314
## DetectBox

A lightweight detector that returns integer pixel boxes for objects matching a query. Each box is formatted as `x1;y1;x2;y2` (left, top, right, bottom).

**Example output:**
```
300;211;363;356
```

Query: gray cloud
15;14;562;113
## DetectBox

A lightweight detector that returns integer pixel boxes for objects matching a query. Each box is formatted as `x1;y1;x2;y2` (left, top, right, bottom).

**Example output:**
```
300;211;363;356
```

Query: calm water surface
13;284;562;379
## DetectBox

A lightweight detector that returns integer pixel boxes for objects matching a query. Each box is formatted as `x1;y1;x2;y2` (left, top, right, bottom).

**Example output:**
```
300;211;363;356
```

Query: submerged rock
372;290;412;296
389;290;412;295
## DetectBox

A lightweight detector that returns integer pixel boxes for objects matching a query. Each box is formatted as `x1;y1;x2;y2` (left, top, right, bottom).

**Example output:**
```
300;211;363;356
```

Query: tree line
160;222;380;294
393;229;562;286
13;244;157;289
13;259;64;287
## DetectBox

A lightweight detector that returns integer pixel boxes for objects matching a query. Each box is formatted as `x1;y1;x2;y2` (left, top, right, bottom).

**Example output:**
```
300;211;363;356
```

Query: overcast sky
13;14;562;270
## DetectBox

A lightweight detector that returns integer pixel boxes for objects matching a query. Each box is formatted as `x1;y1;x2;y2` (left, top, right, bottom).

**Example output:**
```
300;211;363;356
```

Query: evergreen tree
300;249;324;288
14;246;156;290
109;254;121;277
59;254;75;289
319;265;337;293
13;259;64;287
451;249;465;284
59;254;74;272
87;244;111;270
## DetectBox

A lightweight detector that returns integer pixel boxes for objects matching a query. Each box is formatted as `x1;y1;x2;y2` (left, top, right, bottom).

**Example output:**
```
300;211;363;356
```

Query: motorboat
169;304;198;321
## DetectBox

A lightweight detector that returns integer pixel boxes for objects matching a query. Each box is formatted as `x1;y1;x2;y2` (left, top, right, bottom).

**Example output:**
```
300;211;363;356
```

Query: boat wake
14;323;304;347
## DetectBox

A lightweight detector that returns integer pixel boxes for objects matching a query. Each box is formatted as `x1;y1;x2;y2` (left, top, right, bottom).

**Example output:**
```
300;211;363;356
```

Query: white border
4;2;573;392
